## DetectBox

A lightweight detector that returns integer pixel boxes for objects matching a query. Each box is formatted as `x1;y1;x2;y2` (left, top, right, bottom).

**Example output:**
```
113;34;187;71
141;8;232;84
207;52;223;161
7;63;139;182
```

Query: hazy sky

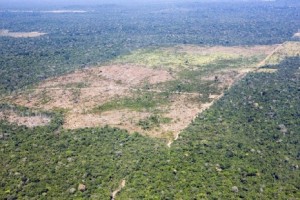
0;0;260;8
0;0;180;9
0;0;296;9
0;0;180;6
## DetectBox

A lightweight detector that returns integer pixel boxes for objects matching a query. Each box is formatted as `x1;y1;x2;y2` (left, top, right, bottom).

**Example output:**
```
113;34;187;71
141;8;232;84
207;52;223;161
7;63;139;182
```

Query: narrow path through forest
257;42;285;67
111;179;126;200
167;93;224;147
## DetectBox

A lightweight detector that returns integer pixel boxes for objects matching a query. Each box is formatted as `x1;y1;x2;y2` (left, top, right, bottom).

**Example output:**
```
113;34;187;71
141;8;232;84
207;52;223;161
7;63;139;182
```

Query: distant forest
0;2;299;93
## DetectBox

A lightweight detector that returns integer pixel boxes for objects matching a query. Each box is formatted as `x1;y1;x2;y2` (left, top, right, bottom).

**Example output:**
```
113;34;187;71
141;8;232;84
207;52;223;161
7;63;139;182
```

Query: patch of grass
70;88;81;103
39;89;52;105
114;48;241;69
63;82;90;88
92;92;168;113
138;115;172;130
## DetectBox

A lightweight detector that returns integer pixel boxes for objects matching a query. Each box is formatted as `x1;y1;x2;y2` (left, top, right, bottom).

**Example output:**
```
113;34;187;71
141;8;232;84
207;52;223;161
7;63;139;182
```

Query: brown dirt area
3;44;278;141
64;93;221;140
12;64;173;110
0;29;47;38
0;110;51;127
7;63;213;139
202;70;241;88
7;64;176;134
39;64;173;88
64;109;151;132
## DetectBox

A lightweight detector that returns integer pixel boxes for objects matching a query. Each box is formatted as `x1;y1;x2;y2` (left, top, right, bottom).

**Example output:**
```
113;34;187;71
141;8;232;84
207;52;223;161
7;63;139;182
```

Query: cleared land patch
3;45;277;141
0;29;47;38
0;110;50;127
113;45;275;70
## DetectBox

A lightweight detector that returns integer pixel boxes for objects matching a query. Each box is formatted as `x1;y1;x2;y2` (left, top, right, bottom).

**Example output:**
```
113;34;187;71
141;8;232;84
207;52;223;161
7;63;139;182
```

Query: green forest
0;1;300;199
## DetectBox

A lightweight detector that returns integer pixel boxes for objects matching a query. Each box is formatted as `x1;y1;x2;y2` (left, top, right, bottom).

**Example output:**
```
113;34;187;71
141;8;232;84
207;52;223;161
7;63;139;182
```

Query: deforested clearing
0;29;47;38
0;110;51;127
4;44;276;141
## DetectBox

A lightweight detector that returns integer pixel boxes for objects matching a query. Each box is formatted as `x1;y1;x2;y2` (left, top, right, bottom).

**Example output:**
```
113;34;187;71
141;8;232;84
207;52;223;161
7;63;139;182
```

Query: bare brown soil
4;44;278;141
64;110;151;132
39;64;173;88
0;110;50;127
65;93;222;141
13;64;173;110
157;94;203;137
8;64;175;134
0;29;47;38
8;62;213;139
202;69;242;89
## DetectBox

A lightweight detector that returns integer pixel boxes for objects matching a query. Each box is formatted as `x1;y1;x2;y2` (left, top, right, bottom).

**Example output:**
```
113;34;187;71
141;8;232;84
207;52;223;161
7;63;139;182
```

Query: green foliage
114;48;242;69
138;115;172;130
93;92;168;113
62;82;90;89
167;57;300;199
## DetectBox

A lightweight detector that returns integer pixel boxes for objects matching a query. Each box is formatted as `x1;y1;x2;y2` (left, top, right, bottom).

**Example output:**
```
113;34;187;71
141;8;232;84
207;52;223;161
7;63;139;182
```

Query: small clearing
0;110;51;127
64;110;151;131
0;29;47;38
111;179;126;200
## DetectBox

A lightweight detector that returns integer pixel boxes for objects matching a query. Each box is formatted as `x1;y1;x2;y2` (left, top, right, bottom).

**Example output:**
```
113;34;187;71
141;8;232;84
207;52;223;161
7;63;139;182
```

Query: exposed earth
0;110;51;127
3;43;297;144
